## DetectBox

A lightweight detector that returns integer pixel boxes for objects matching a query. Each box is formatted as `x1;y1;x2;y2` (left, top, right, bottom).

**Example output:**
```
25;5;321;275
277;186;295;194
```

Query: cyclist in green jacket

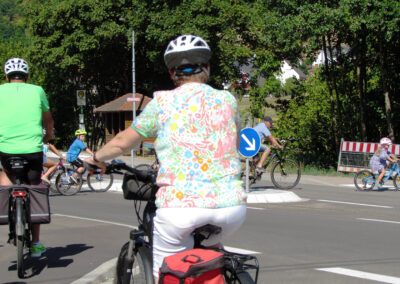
0;58;54;257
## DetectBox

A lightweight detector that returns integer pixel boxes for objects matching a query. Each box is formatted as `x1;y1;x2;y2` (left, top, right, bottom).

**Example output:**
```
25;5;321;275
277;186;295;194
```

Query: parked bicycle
354;160;400;191
92;161;259;284
241;140;301;189
0;157;50;278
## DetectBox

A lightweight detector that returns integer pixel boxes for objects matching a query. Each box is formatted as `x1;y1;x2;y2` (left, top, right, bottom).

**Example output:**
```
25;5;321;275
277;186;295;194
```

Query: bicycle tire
236;270;256;284
48;168;64;194
135;164;153;171
354;170;375;191
240;159;258;186
271;159;301;189
16;198;25;278
116;242;154;284
393;173;400;190
55;168;83;196
87;173;114;192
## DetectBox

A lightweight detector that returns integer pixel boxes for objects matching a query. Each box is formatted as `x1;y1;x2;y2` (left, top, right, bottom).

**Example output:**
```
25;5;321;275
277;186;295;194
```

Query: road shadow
8;243;93;279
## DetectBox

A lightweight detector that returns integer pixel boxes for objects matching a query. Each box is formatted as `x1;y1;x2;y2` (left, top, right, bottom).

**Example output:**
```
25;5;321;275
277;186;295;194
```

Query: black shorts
0;151;43;185
70;158;84;169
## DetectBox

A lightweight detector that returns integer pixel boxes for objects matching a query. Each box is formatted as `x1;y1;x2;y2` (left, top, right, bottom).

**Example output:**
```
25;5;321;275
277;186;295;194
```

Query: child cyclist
369;137;398;189
67;129;94;175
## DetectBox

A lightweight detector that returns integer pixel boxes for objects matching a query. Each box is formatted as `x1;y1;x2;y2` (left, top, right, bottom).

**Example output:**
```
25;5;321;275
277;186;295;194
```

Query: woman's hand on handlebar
84;156;106;174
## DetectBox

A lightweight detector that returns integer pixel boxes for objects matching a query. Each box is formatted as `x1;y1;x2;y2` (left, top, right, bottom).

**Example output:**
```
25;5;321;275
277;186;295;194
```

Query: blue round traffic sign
239;128;261;158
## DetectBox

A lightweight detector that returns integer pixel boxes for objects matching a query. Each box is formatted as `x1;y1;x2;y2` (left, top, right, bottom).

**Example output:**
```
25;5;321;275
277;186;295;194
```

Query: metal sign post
238;128;261;193
76;90;86;130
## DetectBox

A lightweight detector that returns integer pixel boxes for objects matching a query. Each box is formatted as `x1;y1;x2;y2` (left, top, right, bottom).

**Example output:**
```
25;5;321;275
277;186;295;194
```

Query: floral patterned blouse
132;83;246;208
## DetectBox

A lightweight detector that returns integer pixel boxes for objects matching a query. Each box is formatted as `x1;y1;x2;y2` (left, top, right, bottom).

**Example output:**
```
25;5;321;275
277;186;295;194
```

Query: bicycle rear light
12;191;27;197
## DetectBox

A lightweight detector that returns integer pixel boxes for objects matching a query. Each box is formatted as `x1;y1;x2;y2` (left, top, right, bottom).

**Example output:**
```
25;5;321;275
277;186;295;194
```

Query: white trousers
152;205;247;277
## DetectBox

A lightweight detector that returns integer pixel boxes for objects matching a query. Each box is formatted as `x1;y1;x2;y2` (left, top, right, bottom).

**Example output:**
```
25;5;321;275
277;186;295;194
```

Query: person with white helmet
0;57;55;257
369;137;398;189
85;35;246;281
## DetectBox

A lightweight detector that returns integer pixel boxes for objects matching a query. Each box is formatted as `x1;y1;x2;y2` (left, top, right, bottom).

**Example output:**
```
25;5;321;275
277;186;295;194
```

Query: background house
94;93;152;143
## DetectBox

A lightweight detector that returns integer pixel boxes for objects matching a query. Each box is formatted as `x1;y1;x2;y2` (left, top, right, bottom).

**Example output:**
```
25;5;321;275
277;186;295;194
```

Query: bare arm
85;127;143;170
85;147;94;156
42;110;55;143
49;143;64;159
267;135;284;150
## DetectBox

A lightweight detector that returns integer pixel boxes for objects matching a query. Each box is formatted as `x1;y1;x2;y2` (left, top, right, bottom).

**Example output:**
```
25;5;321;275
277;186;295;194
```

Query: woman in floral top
85;35;246;281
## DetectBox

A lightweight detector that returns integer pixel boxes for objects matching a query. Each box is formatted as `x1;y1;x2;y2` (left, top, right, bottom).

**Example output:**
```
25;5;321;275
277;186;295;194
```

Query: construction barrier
337;138;400;173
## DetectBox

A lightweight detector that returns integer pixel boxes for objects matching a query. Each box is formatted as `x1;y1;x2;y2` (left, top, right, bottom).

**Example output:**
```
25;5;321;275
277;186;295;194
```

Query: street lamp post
131;29;136;167
119;18;137;167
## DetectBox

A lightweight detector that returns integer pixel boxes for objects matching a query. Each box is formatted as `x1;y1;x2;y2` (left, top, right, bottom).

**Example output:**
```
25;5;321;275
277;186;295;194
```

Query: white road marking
342;183;397;189
357;218;400;224
316;267;400;283
53;213;136;229
223;246;261;255
70;257;117;284
318;199;393;208
247;206;266;210
54;213;262;255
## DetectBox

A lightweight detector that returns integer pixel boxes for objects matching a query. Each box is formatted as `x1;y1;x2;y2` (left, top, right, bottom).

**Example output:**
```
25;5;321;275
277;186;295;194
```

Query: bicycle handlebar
84;160;157;184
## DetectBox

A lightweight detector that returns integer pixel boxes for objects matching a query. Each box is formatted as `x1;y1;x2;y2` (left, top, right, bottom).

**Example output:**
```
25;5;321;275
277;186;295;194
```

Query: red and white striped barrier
340;140;400;155
338;139;400;173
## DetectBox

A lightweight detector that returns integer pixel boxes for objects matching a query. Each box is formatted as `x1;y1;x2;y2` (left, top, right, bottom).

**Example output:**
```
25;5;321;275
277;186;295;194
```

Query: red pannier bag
159;248;225;284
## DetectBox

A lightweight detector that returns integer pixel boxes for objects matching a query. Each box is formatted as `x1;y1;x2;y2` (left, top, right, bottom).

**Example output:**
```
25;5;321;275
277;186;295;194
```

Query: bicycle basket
122;173;157;201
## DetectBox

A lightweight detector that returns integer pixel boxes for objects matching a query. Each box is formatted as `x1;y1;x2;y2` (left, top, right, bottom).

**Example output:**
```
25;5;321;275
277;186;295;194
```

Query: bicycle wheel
135;164;153;171
15;198;25;278
87;173;114;192
240;160;258;186
116;242;154;284
393;173;400;190
354;170;375;191
236;271;255;284
271;159;301;189
55;168;83;196
47;168;64;194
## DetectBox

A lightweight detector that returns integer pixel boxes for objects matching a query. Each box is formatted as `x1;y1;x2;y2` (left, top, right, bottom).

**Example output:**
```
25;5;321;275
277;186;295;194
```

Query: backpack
159;248;225;284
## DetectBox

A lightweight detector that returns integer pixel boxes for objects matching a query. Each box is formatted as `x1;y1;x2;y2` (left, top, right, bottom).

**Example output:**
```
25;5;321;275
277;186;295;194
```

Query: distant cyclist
253;116;284;172
85;34;247;282
66;129;94;175
369;137;398;189
41;129;65;184
0;57;54;257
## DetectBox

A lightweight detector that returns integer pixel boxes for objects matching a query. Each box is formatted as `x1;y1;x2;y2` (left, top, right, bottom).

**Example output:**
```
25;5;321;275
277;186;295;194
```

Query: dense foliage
1;0;399;168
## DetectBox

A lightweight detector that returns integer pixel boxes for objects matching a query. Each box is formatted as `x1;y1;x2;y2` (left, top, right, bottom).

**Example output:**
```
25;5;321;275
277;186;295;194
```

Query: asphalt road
1;178;400;283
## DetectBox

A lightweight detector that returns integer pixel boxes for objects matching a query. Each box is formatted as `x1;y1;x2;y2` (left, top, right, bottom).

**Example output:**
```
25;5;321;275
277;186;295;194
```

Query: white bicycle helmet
380;137;392;146
4;58;29;75
164;35;211;70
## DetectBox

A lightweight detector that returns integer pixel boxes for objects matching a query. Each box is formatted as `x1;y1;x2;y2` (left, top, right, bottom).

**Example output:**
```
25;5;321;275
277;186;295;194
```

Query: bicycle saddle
5;157;28;178
193;224;222;238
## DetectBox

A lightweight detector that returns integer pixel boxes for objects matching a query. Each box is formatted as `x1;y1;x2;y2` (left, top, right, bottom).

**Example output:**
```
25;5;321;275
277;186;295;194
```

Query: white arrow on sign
241;134;256;151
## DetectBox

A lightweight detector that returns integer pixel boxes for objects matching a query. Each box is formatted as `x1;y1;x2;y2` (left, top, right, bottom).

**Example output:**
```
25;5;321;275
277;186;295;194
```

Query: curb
246;189;303;203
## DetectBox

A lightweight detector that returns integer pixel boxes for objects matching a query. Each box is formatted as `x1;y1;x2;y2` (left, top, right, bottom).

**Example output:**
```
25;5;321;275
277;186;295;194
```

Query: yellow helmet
75;129;87;136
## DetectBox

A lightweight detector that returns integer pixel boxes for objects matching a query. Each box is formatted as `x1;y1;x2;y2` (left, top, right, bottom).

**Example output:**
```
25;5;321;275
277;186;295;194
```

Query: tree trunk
357;23;367;141
322;36;338;154
378;27;394;139
327;34;342;139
